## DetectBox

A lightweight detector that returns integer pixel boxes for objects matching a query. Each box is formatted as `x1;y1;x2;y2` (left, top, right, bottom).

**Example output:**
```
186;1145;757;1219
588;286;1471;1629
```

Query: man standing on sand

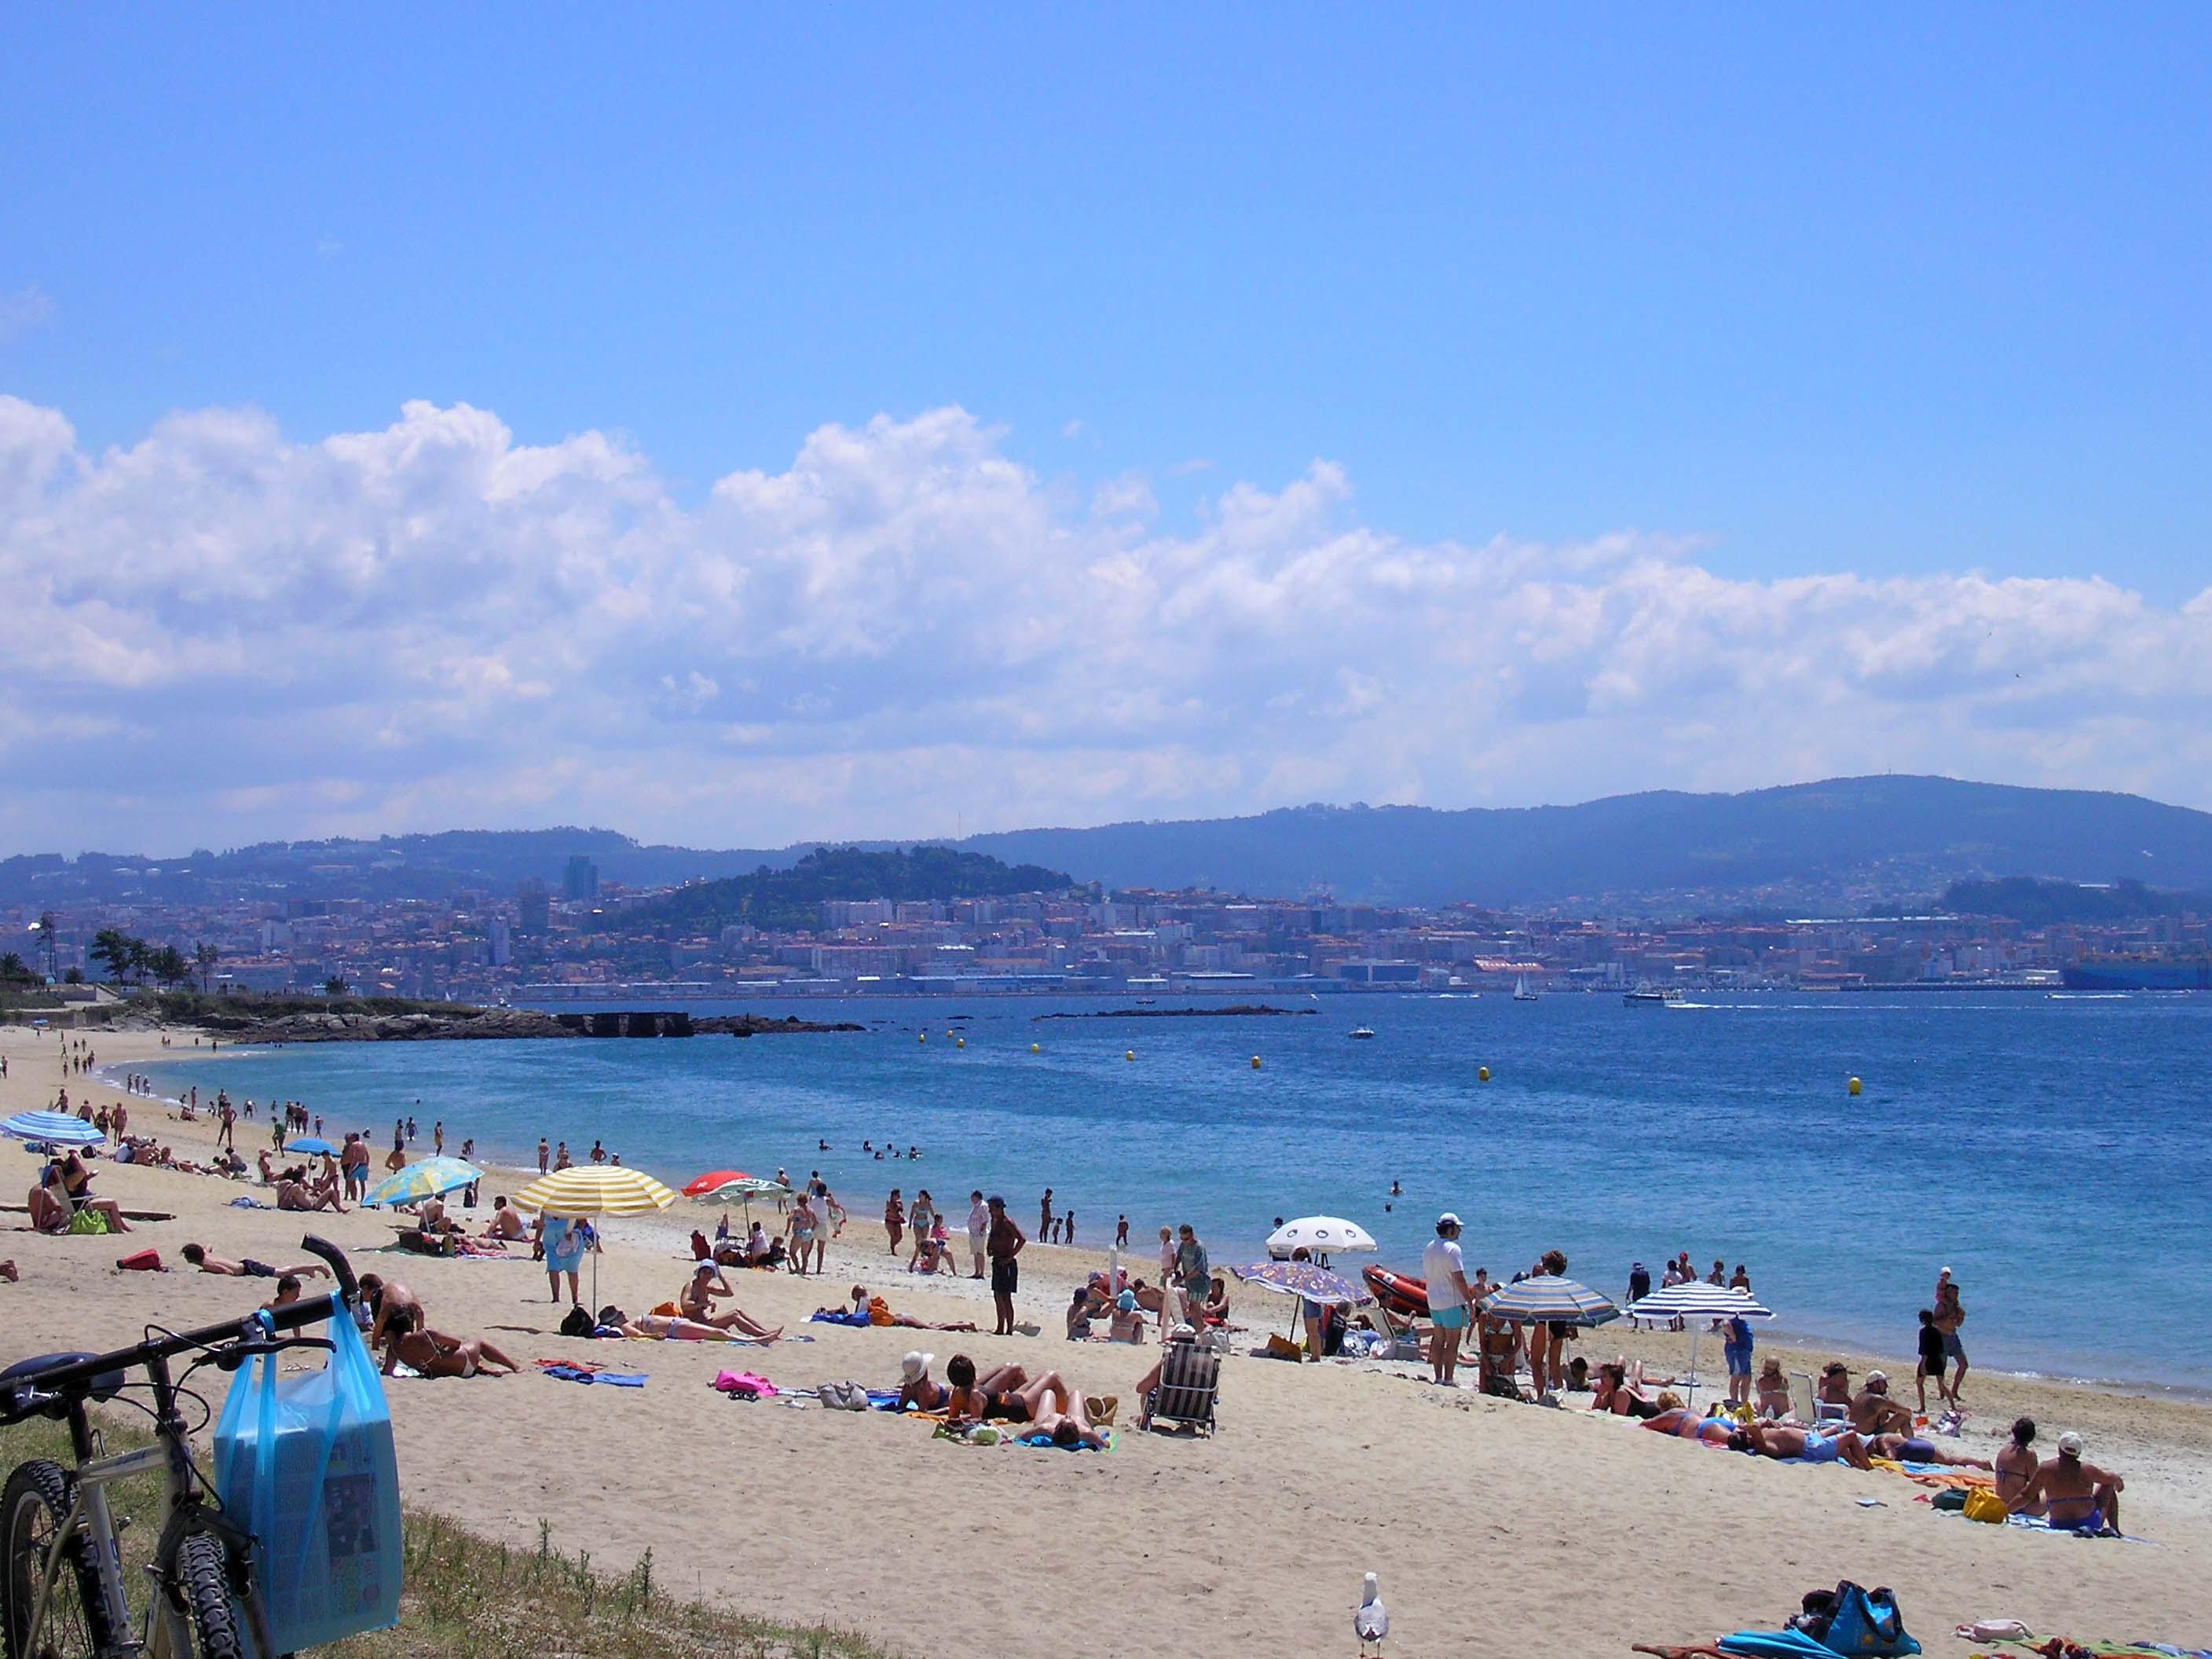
966;1191;989;1280
1422;1213;1475;1386
1174;1224;1210;1315
986;1195;1025;1336
1039;1188;1053;1240
1116;1214;1130;1248
1933;1267;1968;1403
2006;1431;2123;1535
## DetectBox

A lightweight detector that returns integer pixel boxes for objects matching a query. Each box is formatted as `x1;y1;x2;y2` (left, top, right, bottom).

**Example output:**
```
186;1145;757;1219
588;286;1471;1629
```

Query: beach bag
868;1296;894;1326
1818;1583;1919;1657
558;1305;595;1339
1961;1489;2009;1525
819;1380;870;1411
213;1303;402;1652
115;1249;162;1272
67;1209;109;1236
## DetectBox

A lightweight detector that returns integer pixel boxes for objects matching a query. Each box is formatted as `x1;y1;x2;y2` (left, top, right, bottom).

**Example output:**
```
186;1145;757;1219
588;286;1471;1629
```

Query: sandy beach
3;1023;2207;1657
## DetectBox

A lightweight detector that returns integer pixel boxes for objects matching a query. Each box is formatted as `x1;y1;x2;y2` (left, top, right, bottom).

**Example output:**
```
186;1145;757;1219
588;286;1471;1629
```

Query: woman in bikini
941;1356;1075;1425
1994;1417;2045;1514
679;1263;782;1339
377;1307;519;1378
1755;1357;1793;1420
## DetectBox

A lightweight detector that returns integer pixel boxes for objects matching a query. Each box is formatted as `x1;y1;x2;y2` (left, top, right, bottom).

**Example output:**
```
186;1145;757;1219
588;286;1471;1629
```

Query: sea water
143;991;2212;1391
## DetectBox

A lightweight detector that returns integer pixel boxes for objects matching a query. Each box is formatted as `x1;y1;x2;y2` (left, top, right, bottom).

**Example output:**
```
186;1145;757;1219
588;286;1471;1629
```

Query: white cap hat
2057;1431;2084;1457
900;1350;933;1380
1437;1211;1462;1229
1865;1369;1888;1386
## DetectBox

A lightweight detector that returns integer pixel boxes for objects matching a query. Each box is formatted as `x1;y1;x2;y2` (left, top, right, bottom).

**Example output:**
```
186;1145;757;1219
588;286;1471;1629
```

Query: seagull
1354;1570;1389;1654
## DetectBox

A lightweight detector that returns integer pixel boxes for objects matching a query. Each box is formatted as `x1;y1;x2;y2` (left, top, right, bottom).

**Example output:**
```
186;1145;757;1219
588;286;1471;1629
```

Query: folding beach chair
1791;1370;1849;1426
1142;1342;1222;1435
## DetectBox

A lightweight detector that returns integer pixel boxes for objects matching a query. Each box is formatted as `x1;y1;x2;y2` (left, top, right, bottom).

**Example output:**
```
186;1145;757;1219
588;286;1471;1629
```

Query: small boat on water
1349;1025;1376;1040
1624;982;1684;1005
1512;973;1539;1002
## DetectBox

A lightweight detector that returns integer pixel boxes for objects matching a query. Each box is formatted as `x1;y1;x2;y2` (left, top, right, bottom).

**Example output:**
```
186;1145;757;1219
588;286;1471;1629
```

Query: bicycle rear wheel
1;1459;115;1659
169;1536;247;1659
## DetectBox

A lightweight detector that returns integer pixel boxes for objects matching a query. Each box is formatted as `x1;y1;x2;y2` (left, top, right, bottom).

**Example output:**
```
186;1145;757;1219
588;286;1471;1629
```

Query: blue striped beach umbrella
2;1110;104;1148
1479;1275;1620;1327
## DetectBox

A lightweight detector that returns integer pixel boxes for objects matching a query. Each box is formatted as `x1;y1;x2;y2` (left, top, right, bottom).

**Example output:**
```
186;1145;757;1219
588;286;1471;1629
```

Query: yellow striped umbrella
511;1165;676;1218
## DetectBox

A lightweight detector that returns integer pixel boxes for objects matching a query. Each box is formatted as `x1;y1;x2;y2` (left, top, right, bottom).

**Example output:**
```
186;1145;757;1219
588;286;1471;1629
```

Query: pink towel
712;1369;778;1398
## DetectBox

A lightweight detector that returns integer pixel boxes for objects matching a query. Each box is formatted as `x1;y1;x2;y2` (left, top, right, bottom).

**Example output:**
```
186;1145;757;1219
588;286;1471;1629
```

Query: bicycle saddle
0;1352;126;1416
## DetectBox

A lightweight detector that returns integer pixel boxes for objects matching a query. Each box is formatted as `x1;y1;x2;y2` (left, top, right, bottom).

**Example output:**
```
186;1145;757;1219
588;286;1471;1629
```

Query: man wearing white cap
1421;1213;1477;1386
2005;1430;2124;1535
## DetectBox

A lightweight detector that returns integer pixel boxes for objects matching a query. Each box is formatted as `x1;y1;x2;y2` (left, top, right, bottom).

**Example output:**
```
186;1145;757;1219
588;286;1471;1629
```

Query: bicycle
1;1234;361;1659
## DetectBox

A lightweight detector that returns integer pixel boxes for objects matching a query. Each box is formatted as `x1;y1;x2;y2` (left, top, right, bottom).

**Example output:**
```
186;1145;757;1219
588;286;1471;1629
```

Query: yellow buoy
1478;1065;1491;1082
917;1033;927;1044
956;1037;965;1049
1251;1055;1262;1069
1125;1049;1136;1062
1030;1042;1041;1053
1848;1075;1862;1097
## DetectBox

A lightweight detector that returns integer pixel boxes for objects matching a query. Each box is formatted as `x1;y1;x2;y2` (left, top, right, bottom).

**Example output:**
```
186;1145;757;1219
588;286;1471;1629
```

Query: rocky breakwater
191;1006;577;1042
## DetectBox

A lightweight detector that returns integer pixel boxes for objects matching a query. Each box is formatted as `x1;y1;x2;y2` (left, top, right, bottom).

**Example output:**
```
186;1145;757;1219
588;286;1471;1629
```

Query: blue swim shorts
1430;1305;1468;1330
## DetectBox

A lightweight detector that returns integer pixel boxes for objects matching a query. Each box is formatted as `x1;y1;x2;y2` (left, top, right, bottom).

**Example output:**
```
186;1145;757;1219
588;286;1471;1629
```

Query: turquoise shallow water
142;991;2212;1390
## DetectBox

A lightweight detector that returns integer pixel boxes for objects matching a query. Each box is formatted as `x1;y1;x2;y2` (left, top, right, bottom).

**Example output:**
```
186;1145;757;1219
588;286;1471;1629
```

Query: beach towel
1968;1643;2211;1659
1015;1430;1115;1453
228;1196;270;1209
539;1362;646;1387
809;1309;871;1327
712;1369;778;1399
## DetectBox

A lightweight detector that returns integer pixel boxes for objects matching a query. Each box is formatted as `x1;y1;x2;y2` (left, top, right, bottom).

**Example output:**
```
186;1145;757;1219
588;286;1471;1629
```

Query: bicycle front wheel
168;1536;246;1659
1;1459;115;1659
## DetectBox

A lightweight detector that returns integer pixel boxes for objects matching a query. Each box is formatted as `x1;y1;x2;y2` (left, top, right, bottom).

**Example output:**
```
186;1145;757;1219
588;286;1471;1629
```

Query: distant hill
6;775;2212;912
1938;877;2212;925
950;775;2212;908
635;846;1076;932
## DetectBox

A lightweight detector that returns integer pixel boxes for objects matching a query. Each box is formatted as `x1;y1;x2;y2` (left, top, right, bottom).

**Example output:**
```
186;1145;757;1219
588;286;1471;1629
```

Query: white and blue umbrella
1625;1281;1774;1401
1479;1275;1620;1327
2;1111;104;1148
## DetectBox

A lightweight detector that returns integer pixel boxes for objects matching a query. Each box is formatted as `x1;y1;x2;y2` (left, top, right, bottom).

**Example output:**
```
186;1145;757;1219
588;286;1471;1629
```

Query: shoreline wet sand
5;1024;2209;1655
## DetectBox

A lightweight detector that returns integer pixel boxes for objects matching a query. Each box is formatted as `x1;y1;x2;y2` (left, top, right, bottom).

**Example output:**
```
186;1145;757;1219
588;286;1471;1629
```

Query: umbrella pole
1686;1327;1701;1409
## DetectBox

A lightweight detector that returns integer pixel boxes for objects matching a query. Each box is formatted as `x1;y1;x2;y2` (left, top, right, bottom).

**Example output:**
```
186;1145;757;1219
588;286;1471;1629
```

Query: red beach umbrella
683;1169;753;1197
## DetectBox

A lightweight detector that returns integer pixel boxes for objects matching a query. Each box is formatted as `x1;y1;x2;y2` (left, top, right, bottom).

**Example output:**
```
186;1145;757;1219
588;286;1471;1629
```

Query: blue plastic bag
212;1298;402;1651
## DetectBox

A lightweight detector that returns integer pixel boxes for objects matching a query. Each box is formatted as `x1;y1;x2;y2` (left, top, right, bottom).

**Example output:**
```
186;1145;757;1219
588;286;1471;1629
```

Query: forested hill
950;775;2212;908
633;847;1076;932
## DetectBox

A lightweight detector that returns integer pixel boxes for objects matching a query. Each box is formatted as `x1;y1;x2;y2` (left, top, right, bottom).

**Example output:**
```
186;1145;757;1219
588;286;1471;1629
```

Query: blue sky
2;11;2210;851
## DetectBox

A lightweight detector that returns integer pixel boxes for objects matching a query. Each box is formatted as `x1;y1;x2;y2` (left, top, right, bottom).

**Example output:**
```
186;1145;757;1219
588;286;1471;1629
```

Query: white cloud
2;391;2210;854
0;287;54;344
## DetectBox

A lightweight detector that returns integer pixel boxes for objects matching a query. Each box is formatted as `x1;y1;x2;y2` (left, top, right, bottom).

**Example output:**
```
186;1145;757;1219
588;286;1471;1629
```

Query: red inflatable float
1362;1263;1430;1321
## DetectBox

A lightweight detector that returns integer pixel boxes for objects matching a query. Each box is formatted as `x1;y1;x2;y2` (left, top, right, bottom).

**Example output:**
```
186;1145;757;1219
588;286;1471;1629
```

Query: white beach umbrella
1265;1216;1378;1263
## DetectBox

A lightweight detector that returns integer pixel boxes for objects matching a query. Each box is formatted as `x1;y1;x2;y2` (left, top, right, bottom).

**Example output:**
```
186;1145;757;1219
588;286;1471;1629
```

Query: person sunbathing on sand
2005;1431;2122;1535
1640;1404;1741;1446
481;1197;525;1240
939;1354;1077;1425
1030;1389;1111;1449
1863;1432;1991;1469
1847;1371;1913;1436
830;1285;976;1331
377;1306;518;1379
181;1243;334;1282
1995;1418;2045;1514
596;1305;760;1342
1727;1423;1874;1467
678;1262;782;1339
1755;1358;1792;1419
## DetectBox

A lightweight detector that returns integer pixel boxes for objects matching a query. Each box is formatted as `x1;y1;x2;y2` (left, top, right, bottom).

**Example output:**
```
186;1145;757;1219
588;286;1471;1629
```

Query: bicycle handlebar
1;1233;359;1407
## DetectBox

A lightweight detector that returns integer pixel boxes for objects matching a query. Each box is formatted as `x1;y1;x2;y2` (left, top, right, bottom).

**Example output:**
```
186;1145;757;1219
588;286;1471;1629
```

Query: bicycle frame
23;1350;211;1659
